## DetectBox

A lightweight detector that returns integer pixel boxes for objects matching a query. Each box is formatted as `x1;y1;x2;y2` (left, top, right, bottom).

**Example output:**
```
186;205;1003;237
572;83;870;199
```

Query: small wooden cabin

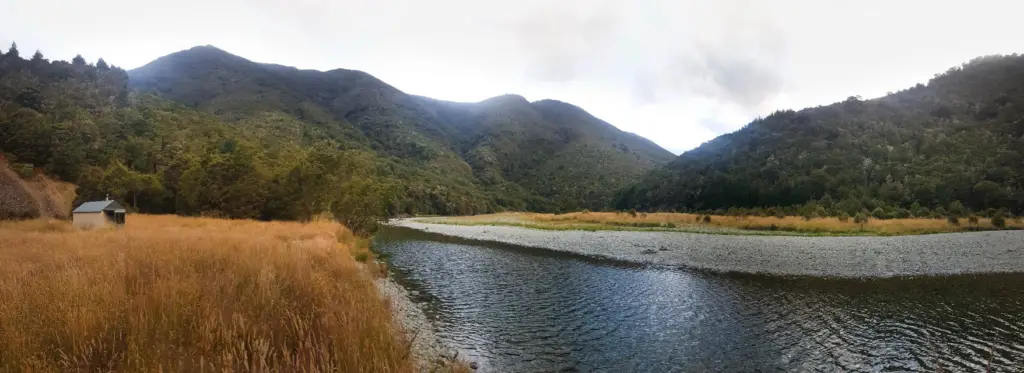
72;199;126;229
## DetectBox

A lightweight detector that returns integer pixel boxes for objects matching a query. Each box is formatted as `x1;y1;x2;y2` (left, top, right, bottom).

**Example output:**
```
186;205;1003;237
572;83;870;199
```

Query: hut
72;199;126;229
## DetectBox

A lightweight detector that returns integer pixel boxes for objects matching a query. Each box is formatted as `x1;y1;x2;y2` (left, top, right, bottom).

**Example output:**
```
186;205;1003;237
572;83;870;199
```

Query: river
374;227;1024;372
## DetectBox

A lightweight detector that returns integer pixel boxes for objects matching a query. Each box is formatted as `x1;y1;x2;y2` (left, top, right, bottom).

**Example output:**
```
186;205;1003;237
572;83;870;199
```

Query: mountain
0;43;671;230
617;54;1024;218
128;46;673;212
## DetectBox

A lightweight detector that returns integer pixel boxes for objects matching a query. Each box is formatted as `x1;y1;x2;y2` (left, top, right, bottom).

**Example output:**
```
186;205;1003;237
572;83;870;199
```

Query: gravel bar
375;276;460;372
391;220;1024;277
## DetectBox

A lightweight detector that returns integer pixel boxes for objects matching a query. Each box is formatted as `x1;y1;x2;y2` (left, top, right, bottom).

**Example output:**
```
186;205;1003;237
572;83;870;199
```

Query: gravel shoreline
391;220;1024;277
375;276;459;372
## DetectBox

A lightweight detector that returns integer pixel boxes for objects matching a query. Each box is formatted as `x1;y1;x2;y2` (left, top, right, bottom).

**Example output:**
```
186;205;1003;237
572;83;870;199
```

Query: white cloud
2;0;1023;154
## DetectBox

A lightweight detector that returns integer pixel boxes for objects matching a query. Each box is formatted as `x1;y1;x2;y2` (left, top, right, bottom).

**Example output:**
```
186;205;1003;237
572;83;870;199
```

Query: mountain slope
128;46;673;211
617;54;1024;217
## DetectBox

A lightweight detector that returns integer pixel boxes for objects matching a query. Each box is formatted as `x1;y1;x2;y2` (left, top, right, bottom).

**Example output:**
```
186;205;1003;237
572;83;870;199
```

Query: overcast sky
2;0;1023;153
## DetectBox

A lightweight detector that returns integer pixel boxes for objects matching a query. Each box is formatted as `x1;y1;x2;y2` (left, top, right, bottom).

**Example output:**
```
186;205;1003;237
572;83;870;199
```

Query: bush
702;215;711;223
992;209;1007;228
871;207;886;219
838;212;850;222
814;206;827;217
949;200;965;217
628;208;637;217
992;215;1006;228
853;212;868;224
968;215;980;225
895;208;911;219
947;215;959;225
12;163;33;178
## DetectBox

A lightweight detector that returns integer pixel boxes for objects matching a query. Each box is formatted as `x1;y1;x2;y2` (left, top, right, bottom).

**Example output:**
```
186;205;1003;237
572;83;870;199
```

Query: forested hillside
617;54;1024;219
0;43;671;229
128;46;672;212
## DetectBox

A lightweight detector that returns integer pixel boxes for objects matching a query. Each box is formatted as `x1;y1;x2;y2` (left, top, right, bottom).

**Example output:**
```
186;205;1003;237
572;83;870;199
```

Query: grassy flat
414;212;1024;236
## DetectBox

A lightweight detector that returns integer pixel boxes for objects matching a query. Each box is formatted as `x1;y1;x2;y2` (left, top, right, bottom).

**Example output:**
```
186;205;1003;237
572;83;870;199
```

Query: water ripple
376;228;1024;372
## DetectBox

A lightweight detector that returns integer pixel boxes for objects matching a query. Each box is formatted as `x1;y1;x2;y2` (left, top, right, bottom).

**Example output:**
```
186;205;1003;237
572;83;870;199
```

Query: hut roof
72;200;125;213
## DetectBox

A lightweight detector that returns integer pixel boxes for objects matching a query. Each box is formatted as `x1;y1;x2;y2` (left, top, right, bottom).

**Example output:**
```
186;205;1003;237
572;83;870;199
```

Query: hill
0;43;671;229
128;46;673;212
616;54;1024;219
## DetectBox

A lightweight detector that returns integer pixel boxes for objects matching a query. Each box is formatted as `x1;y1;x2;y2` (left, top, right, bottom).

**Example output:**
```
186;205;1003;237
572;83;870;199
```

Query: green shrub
354;252;369;263
895;208;911;219
871;207;886;219
702;215;711;223
838;212;850;222
628;208;637;217
814;206;827;217
949;201;965;217
947;215;959;225
12;163;33;178
968;215;979;225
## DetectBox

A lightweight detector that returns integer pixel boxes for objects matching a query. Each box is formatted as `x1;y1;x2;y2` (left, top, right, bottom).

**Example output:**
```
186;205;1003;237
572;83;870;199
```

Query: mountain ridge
617;54;1024;218
126;45;673;211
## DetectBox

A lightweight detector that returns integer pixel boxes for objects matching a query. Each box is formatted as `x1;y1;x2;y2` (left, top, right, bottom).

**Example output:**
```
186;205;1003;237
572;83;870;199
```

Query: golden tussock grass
0;215;421;373
439;211;1024;235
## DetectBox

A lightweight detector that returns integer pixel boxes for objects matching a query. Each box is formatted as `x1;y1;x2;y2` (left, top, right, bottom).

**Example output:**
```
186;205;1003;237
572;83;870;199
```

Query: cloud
508;0;623;82
6;0;1024;154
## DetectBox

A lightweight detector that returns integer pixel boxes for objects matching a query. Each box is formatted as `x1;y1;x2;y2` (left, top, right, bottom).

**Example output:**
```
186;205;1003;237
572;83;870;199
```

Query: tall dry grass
0;215;415;373
439;211;1024;235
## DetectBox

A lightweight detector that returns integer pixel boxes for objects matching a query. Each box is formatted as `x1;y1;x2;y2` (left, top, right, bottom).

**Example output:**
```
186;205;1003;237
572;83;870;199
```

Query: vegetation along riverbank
0;215;467;373
420;211;1024;236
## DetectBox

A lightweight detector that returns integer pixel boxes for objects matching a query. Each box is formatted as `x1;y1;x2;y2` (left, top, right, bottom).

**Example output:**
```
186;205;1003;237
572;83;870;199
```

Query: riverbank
391;219;1024;277
422;212;1024;236
376;276;469;372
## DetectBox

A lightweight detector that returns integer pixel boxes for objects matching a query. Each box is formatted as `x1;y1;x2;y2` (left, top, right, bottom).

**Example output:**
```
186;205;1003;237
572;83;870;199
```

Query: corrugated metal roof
73;200;114;213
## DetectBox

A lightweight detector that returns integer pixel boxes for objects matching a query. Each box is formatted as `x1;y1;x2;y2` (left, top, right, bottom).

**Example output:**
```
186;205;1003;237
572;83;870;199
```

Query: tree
6;42;18;58
973;180;1003;208
96;58;109;70
31;50;45;63
949;200;965;217
72;54;85;66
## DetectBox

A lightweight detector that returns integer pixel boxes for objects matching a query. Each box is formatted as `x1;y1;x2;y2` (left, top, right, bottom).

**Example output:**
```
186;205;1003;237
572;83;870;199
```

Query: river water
374;227;1024;372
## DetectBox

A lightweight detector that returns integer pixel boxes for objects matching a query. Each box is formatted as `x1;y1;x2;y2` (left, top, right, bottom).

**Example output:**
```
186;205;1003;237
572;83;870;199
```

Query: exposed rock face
0;161;76;220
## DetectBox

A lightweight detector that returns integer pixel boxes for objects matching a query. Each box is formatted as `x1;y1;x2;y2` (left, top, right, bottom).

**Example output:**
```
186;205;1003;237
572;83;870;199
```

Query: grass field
0;215;466;373
421;211;1024;236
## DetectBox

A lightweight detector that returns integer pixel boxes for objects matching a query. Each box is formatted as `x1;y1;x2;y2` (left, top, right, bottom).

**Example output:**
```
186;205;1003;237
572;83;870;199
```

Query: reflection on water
374;227;1024;372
